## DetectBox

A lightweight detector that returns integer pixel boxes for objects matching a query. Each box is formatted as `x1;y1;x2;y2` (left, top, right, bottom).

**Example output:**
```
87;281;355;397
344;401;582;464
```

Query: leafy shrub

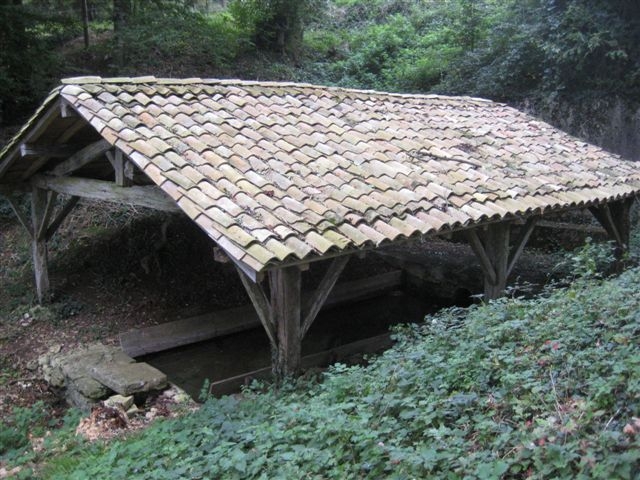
1;405;83;478
43;264;640;479
109;7;246;75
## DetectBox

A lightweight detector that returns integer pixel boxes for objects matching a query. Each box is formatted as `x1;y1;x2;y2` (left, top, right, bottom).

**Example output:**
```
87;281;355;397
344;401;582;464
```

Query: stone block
91;362;167;396
74;376;110;400
104;394;134;410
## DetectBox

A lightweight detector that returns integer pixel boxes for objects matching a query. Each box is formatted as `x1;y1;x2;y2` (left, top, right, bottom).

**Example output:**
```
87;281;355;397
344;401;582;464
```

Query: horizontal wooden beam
120;270;403;357
30;175;180;212
50;139;112;177
20;143;79;158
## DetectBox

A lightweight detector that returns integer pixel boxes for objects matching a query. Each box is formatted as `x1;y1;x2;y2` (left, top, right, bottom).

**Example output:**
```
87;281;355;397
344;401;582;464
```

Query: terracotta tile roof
1;77;639;274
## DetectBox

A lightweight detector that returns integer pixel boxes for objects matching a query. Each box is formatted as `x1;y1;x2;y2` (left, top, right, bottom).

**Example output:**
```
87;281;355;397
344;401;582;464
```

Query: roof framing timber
30;174;180;212
49;139;111;176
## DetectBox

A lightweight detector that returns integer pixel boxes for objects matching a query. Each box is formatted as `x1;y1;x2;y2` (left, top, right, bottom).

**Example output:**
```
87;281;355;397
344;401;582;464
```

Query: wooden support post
466;223;511;300
238;258;348;380
483;223;510;300
107;149;133;187
466;219;538;299
270;266;302;379
31;187;50;304
589;198;634;262
506;217;537;277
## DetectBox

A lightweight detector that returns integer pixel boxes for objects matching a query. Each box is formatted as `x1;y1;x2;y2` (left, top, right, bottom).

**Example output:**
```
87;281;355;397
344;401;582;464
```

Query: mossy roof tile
2;77;639;274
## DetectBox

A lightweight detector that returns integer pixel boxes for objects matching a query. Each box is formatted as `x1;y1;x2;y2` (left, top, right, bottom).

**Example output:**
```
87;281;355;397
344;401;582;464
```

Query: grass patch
36;262;640;479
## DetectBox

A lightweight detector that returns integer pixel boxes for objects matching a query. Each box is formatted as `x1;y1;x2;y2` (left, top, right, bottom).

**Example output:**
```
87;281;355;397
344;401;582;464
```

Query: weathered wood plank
31;187;50;303
45;196;80;240
121;304;260;358
208;333;393;397
50;139;111;177
20;144;78;158
119;270;404;358
270;267;302;378
30;175;180;212
109;149;133;187
300;256;349;338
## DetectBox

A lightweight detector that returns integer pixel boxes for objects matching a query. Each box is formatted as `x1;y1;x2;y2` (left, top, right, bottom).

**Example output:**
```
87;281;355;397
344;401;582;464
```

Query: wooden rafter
300;256;349;338
49;139;111;177
0;100;62;179
30;175;179;212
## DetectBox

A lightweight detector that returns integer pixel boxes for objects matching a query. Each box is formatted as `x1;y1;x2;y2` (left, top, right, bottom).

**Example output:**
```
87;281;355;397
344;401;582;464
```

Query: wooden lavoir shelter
1;77;639;377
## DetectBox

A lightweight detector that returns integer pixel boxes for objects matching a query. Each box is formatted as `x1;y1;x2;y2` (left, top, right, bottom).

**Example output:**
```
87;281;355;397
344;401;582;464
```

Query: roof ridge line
59;76;494;104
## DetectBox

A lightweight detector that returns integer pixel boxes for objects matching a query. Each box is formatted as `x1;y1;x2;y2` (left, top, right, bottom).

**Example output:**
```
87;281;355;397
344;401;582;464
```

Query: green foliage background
1;0;639;159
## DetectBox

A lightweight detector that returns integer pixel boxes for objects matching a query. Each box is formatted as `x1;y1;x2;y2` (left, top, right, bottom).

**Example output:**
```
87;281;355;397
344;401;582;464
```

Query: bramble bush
41;257;640;479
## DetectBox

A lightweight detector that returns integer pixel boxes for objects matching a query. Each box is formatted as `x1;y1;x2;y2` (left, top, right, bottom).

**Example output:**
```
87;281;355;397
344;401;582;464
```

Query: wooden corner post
236;256;349;380
466;218;537;300
589;198;634;258
270;266;302;379
31;186;53;303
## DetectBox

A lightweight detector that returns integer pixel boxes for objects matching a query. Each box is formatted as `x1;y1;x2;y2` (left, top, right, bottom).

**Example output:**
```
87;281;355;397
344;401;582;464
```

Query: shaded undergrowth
34;260;640;479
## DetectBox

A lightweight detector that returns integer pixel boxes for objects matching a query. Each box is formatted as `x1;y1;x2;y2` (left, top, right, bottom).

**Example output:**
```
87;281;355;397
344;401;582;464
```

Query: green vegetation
13;247;632;479
1;0;638;158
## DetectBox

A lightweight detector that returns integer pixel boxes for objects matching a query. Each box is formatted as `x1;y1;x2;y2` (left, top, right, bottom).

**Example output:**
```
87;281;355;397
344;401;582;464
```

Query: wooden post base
237;257;350;380
589;198;634;262
466;218;537;300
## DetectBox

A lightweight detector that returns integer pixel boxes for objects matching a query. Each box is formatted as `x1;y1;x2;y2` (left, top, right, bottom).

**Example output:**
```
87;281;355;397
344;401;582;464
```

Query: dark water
143;291;435;399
